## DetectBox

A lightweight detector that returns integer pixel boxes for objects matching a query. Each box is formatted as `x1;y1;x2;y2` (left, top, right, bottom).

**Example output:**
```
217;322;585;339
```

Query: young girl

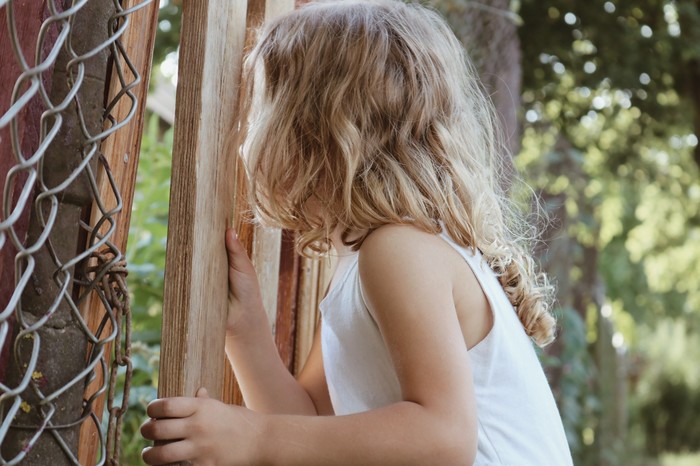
141;1;573;464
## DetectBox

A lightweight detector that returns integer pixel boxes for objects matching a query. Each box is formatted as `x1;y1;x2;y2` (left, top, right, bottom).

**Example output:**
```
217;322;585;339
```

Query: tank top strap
436;230;503;298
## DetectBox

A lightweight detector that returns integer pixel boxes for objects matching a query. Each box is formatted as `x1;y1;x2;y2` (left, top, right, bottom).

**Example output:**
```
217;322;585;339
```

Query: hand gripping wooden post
159;0;294;411
221;0;295;406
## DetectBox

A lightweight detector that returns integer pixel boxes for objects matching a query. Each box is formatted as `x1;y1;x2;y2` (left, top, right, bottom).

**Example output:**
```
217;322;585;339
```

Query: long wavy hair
238;0;556;346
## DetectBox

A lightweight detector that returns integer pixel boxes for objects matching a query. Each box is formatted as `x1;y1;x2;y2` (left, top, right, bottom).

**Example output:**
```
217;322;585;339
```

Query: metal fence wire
0;0;153;464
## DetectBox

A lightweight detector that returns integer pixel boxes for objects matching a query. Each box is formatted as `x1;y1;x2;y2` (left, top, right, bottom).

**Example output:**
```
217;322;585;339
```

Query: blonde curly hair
238;0;556;346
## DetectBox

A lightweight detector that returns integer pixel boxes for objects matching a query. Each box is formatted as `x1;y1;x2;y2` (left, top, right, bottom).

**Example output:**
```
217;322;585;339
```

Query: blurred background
122;0;700;464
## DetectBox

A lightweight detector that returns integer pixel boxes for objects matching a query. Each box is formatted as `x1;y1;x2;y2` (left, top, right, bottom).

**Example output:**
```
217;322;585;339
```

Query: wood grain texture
265;0;295;18
159;0;248;402
221;0;294;406
253;226;282;328
293;253;334;375
294;256;318;375
75;1;159;464
275;230;299;372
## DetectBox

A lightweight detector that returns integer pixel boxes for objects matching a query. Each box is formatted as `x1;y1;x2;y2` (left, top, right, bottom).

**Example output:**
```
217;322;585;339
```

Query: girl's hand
141;388;265;465
225;228;265;335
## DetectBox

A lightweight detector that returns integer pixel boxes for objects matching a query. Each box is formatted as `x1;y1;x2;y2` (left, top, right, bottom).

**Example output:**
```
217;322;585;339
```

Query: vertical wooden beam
221;0;294;406
275;230;299;372
264;0;296;18
77;2;159;464
158;0;248;401
294;255;334;375
239;0;295;335
253;226;282;328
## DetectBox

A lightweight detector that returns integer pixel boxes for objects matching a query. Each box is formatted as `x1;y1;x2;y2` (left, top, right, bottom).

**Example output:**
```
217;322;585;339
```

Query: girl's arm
142;225;477;465
222;229;331;415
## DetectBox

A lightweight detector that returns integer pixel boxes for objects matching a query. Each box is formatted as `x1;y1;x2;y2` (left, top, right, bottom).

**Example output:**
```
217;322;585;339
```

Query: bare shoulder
360;224;455;262
358;224;464;300
359;223;492;349
359;223;463;278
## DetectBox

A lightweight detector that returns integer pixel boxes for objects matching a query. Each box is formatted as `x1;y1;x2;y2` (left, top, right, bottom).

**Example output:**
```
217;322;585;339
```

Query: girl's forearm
225;311;317;415
255;401;474;466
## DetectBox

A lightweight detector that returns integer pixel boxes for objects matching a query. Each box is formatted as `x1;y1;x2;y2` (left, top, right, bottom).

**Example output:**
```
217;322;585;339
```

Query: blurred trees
435;0;700;464
118;115;172;464
483;0;696;464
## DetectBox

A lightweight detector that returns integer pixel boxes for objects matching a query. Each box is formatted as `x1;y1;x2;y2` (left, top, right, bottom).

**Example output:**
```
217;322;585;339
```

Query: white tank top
320;230;573;466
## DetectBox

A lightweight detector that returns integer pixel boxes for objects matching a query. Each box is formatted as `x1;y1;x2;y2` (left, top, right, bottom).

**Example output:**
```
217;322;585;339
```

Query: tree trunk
435;0;522;158
0;0;64;384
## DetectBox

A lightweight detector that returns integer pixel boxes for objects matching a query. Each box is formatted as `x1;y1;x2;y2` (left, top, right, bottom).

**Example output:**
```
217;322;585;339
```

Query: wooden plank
294;253;334;375
265;0;295;18
242;0;291;339
275;230;299;372
76;1;159;464
253;226;282;328
294;256;318;375
221;0;294;406
221;0;261;409
158;0;248;403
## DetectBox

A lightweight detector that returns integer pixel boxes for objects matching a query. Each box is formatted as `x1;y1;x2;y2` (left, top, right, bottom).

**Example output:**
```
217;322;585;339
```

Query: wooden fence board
293;255;333;374
253;226;282;328
161;0;296;412
158;0;248;402
275;230;299;372
77;1;159;463
221;0;294;406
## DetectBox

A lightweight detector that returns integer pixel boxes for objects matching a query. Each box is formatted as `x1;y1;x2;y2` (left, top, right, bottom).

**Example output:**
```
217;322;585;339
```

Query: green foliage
119;115;172;463
126;116;172;346
517;0;700;463
547;307;599;461
114;342;160;464
641;379;700;455
638;319;700;392
660;452;700;466
520;0;699;138
153;0;182;67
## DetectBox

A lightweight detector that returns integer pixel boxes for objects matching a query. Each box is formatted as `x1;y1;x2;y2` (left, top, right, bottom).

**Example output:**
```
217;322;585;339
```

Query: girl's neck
330;225;364;257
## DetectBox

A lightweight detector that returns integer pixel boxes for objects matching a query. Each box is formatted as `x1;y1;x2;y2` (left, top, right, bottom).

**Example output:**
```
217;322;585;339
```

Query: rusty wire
0;0;152;464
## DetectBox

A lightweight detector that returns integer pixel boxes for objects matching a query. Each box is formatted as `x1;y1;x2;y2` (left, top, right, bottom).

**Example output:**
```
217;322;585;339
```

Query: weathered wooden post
77;1;159;463
158;0;249;403
159;0;295;407
157;1;333;426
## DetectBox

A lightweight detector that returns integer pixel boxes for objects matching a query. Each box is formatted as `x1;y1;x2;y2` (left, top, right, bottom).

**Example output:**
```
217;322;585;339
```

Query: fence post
77;1;159;463
158;0;250;403
159;0;337;424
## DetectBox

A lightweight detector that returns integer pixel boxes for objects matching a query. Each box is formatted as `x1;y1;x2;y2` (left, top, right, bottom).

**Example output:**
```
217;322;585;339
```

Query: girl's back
321;225;573;465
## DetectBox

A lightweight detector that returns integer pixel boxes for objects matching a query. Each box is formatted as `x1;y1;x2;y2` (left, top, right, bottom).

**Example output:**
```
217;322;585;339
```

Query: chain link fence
0;0;153;463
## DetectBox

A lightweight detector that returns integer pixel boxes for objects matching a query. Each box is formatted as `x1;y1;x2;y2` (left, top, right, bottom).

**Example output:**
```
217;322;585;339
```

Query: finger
225;228;243;259
142;440;194;465
141;417;190;441
195;387;209;399
225;228;255;274
147;397;199;419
